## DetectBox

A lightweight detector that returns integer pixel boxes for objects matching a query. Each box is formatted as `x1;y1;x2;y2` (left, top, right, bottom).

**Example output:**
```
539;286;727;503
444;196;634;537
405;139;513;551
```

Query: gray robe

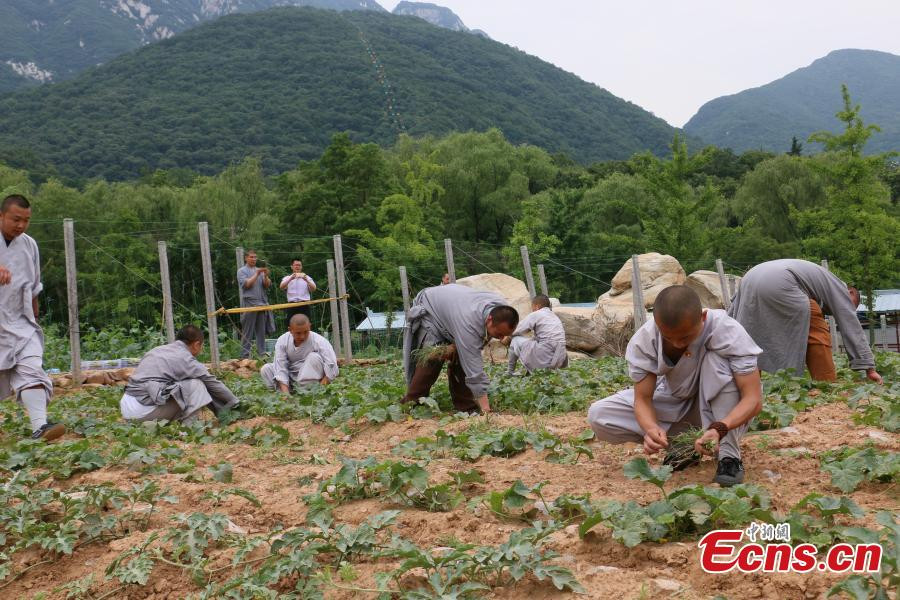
588;309;762;460
403;284;508;397
124;341;238;412
261;331;338;388
0;232;52;400
237;265;275;334
509;307;568;371
728;259;874;373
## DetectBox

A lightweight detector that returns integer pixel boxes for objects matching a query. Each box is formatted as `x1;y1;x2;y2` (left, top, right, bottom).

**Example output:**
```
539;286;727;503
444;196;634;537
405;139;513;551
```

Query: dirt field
1;358;897;600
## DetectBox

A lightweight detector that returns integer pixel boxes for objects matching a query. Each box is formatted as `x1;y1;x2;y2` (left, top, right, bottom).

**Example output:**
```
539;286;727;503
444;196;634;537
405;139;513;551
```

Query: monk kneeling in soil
587;285;763;486
120;325;240;424
260;314;338;392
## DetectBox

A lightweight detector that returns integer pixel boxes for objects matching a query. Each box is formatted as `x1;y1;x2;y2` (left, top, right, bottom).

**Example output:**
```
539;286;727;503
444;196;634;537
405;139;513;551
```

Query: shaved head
290;313;310;328
653;285;702;329
532;294;551;309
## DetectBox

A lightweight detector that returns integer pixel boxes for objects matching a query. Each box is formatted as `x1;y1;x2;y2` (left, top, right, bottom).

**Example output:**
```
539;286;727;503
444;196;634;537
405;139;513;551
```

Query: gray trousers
260;354;326;391
241;311;268;358
587;381;748;460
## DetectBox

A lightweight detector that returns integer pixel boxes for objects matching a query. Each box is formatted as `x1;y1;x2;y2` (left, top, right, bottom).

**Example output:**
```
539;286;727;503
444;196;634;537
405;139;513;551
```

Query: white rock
762;469;782;483
586;565;620;575
608;253;685;296
226;519;247;535
652;578;682;592
866;430;891;443
776;427;801;434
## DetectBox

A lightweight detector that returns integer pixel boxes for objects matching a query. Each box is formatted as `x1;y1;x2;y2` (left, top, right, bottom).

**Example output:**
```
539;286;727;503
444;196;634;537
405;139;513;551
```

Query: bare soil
4;391;898;600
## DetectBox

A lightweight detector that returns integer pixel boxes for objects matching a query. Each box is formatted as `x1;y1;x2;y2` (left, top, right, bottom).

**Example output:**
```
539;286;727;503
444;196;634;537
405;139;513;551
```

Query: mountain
0;7;679;180
0;0;385;93
684;49;900;154
392;1;486;37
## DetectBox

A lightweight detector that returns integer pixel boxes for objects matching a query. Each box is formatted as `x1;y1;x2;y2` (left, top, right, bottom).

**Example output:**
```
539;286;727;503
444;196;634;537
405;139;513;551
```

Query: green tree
349;193;441;311
797;86;900;342
732;155;825;244
634;136;720;260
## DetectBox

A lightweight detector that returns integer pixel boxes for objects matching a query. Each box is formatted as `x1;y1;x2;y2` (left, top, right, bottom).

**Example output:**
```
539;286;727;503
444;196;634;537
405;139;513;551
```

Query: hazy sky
382;1;900;127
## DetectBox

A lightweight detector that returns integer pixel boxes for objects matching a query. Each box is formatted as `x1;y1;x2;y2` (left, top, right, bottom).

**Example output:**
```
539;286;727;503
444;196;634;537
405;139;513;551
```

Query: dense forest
1;87;897;340
0;0;387;93
0;7;679;181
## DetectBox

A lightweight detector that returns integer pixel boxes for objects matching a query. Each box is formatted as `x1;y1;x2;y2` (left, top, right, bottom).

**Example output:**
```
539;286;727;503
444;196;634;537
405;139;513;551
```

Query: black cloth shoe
714;457;745;486
31;422;65;442
663;443;701;471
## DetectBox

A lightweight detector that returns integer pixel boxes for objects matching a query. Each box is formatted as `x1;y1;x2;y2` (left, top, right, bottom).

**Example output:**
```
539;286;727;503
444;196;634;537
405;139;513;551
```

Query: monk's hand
695;429;720;457
0;264;10;285
866;369;883;385
476;394;490;414
642;426;668;455
277;383;290;395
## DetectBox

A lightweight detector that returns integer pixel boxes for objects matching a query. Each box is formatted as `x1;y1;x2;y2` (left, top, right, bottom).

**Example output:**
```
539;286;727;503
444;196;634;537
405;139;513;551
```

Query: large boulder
456;273;532;318
607;252;686;303
555;306;605;356
685;270;741;309
591;253;686;345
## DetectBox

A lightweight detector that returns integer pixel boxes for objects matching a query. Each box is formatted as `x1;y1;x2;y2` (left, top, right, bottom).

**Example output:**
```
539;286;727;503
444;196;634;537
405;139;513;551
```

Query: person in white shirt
260;314;338;393
280;259;317;322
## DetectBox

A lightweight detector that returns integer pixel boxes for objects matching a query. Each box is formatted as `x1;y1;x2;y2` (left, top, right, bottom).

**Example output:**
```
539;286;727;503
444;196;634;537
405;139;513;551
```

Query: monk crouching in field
502;294;568;375
260;313;338;392
402;284;518;414
587;285;763;487
120;325;240;424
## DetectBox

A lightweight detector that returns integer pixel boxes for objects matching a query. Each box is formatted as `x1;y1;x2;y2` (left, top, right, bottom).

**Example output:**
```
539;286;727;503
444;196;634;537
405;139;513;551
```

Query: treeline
1;88;897;333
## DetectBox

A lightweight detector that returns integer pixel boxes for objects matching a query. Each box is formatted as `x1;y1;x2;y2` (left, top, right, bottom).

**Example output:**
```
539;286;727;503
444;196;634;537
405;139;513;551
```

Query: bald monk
260;314;338;392
588;285;763;486
728;259;881;383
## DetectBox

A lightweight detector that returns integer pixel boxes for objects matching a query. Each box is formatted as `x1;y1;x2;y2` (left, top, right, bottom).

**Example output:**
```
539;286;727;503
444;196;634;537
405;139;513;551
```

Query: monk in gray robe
0;194;64;440
588;286;763;486
261;314;338;392
728;259;881;384
403;284;519;413
121;325;239;424
503;294;568;375
237;250;274;358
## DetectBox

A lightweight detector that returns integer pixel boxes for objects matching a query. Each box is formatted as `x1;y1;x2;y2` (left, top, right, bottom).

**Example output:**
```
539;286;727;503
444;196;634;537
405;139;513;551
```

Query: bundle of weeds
412;344;451;366
670;427;717;458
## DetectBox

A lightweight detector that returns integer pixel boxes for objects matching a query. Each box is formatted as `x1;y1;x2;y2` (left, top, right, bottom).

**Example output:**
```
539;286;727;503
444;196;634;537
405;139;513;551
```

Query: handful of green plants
671;427;717;455
412;344;453;366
